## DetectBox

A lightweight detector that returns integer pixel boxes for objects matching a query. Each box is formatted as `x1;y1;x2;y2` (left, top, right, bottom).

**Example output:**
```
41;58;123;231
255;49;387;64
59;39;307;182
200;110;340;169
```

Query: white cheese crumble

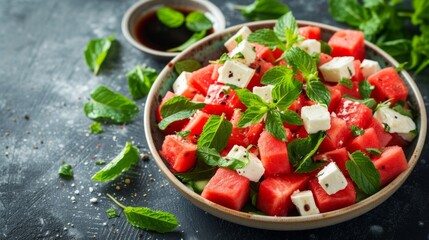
227;145;265;182
317;162;348;195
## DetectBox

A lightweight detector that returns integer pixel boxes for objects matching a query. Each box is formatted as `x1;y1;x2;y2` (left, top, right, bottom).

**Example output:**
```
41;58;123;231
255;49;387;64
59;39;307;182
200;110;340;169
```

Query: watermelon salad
156;13;418;217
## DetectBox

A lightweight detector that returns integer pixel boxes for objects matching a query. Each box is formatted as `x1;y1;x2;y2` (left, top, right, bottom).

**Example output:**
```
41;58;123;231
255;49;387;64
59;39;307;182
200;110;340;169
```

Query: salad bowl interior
144;20;427;230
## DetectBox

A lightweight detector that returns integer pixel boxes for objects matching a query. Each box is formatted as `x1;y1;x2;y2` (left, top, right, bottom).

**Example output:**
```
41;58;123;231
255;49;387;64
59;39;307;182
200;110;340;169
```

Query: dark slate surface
1;0;428;239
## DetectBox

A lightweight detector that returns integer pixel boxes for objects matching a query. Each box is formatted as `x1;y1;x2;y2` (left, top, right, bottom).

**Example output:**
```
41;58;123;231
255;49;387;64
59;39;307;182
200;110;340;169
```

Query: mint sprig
274;12;300;50
197;114;232;152
158;96;205;130
261;66;294;85
346;151;381;195
288;131;327;173
247;29;286;51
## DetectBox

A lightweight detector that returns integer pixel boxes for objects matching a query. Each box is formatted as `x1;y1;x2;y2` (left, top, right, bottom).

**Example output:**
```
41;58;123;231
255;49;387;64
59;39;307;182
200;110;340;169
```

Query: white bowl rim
121;0;226;58
144;20;427;230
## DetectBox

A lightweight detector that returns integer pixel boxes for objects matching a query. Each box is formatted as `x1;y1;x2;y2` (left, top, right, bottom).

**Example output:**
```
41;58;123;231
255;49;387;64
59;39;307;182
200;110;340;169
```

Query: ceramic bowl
121;0;225;59
144;20;427;230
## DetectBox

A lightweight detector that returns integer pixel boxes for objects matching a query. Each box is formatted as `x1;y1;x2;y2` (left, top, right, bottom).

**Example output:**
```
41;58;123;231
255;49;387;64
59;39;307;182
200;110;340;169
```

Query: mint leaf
176;130;191;139
339;77;353;89
350;125;365;136
158;96;205;130
247;29;286;51
106;208;119;219
272;79;302;110
344;95;376;110
175;167;215;182
127;65;158;100
90;122;104;134
285;47;318;81
84;35;115;75
288;131;327;173
328;0;368;27
196;147;248;170
274;12;300;49
107;194;178;233
320;40;332;54
306;80;331;106
168;30;206;52
392;103;414;119
185;11;213;32
197;114;232;152
84;86;139;124
366;148;382;156
174;59;202;74
346;151;381;195
58;162;73;179
238;106;269;128
411;0;429;25
91;142;140;182
265;110;287;141
237;0;290;21
156;7;184;28
359;80;374;99
280;110;302;126
235;88;269;108
261;66;294;85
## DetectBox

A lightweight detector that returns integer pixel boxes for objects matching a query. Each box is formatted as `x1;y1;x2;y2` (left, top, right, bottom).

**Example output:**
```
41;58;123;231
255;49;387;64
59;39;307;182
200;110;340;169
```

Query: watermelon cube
181;111;211;143
201;168;250;211
346;127;381;154
309;177;356;213
372;146;408;186
257;174;310;216
258;129;292;177
188;64;217;95
367;117;392;148
160;135;197;172
328;30;365;61
335;98;373;128
203;84;245;119
367;67;408;105
298;26;321;40
318;117;352;153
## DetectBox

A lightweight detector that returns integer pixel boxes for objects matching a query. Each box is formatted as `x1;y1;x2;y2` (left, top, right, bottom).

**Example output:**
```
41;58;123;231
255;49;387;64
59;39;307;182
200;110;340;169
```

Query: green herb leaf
156;7;184;28
306;80;331;106
174;59;202;74
272;79;302;110
260;66;294;85
175;167;215;182
366;148;382;156
328;0;368;27
411;0;429;25
176;130;191;139
196;147;248;170
285;47;318;81
107;194;178;233
84;86;139;124
339;77;353;89
274;12;299;49
346;151;381;195
237;106;269;128
197;114;232;152
320;40;333;54
91;142;140;182
392;102;414;119
59;162;74;179
350;125;365;136
359;80;374;99
90;122;104;134
158;96;205;130
211;52;245;64
95;160;106;165
247;29;286;51
84;35;115;75
237;0;290;21
106;208;119;219
127;66;159;100
185;11;213;32
168;30;206;52
288;131;327;173
265;110;287;141
280;110;303;126
235;88;269;108
344;95;377;110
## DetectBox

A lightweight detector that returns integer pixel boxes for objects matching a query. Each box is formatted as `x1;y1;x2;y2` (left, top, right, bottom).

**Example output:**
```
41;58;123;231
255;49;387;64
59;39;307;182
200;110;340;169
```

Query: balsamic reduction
134;7;213;51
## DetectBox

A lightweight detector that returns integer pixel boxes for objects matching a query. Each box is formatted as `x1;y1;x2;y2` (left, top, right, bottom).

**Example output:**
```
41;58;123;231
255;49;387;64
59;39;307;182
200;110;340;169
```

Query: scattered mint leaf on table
58;161;73;179
288;131;327;173
90;122;104;134
91;142;140;182
126;65;158;100
185;11;213;32
106;208;119;219
156;7;184;28
235;0;290;21
84;35;115;75
158;96;205;130
346;151;381;195
106;194;178;233
174;59;202;74
84;85;139;124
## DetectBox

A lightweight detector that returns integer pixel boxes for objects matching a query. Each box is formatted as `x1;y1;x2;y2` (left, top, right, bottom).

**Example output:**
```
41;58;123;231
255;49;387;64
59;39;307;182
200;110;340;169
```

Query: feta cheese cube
172;71;191;96
229;40;257;66
373;106;416;137
253;85;274;103
224;26;252;52
217;60;255;88
317;162;348;195
319;56;355;83
360;59;381;79
291;190;320;216
301;104;331;134
227;145;265;182
297;39;321;55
